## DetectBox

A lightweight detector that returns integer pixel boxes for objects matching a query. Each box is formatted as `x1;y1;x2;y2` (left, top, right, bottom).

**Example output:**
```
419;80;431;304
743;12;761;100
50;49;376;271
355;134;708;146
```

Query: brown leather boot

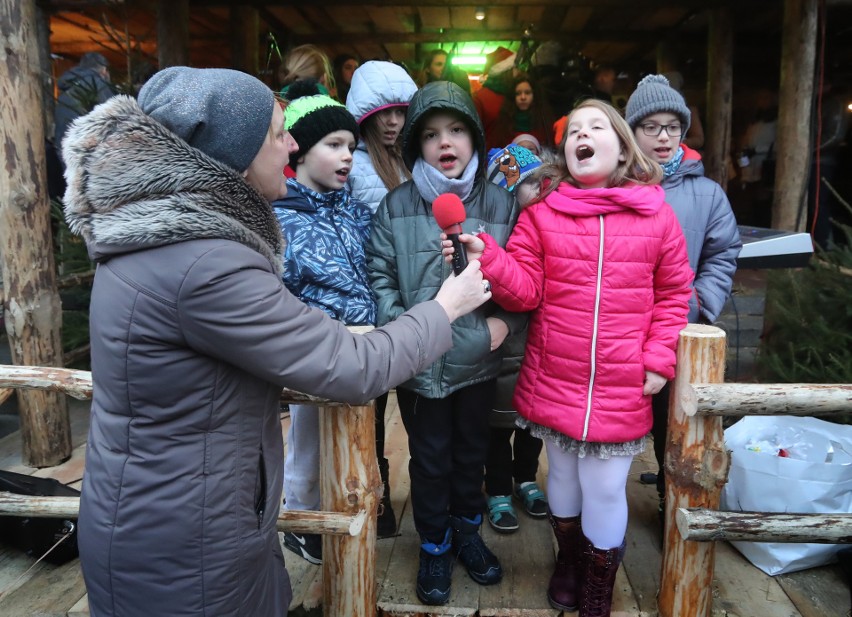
547;513;582;611
579;536;626;617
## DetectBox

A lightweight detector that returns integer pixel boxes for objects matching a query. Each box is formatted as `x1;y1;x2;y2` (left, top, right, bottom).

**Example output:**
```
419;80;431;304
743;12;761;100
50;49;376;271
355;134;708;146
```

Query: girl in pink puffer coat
443;98;692;617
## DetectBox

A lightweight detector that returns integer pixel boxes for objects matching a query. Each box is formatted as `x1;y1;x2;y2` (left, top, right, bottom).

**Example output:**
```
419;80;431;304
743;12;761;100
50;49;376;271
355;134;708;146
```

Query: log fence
658;324;852;617
2;323;852;617
0;363;379;617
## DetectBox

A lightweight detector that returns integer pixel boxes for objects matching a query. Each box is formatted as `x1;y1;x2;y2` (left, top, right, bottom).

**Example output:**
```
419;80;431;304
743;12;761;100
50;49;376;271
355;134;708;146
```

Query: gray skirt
516;417;647;459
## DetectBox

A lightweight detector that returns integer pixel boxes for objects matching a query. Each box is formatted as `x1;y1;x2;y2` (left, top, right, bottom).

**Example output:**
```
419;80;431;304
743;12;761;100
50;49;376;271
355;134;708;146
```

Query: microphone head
432;193;466;229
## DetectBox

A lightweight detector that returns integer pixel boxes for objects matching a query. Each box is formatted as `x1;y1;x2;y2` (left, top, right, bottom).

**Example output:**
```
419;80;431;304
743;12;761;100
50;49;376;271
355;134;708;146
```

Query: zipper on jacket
255;450;267;529
582;215;605;441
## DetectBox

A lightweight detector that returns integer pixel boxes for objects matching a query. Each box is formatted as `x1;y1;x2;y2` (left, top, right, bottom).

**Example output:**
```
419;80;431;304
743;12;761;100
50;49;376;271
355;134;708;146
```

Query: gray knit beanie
625;74;691;133
137;67;274;172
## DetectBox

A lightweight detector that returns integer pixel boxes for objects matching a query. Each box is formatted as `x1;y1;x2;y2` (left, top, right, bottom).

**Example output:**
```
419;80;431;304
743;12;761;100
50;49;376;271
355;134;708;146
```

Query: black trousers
484;425;543;496
397;380;495;542
651;381;672;499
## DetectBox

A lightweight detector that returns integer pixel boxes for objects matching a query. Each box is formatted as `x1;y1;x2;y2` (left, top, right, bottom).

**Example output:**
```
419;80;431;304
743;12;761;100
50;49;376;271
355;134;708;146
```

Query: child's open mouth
576;145;594;161
439;154;457;169
335;167;350;180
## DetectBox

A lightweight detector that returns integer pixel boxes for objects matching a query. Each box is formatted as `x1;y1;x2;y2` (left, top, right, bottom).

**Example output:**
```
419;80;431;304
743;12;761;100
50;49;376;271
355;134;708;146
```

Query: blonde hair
279;44;336;94
539;99;661;201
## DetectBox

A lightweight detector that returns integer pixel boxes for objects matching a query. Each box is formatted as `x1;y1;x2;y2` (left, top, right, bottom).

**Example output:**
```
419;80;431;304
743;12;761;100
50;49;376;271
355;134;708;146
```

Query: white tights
545;439;633;549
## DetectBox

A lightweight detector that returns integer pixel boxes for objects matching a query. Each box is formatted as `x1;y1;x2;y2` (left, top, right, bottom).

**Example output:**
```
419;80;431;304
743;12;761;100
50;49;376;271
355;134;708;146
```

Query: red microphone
433;193;469;275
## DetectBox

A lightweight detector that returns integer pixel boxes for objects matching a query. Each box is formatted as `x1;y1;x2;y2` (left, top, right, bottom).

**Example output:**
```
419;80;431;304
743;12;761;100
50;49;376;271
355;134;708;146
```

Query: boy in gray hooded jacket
367;81;523;605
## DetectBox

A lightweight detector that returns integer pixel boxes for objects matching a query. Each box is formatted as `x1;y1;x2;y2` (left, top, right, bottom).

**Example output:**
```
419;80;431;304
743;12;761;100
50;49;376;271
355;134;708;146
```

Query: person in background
662;71;705;150
625;74;741;537
807;79;850;249
735;90;778;227
345;60;419;538
443;98;692;616
54;52;115;157
590;64;616;103
333;53;360;104
279;44;336;97
512;133;542;155
419;48;448;87
61;66;491;617
367;81;522;606
477;71;556;151
482;144;548;535
419;48;471;94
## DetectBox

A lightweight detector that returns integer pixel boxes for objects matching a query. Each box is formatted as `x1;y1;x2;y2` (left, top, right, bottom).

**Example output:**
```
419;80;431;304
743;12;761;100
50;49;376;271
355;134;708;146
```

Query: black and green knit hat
283;80;359;168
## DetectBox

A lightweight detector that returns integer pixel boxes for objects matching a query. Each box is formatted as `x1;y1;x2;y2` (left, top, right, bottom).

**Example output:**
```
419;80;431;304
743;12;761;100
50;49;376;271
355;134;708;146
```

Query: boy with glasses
625;74;741;539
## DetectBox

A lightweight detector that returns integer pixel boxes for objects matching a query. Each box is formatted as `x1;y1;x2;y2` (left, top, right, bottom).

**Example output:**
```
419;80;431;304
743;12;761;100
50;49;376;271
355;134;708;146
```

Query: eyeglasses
640;123;683;137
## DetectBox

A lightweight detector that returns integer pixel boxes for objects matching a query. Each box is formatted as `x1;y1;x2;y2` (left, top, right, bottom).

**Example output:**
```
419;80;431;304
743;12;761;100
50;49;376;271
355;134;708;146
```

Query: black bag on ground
0;470;80;565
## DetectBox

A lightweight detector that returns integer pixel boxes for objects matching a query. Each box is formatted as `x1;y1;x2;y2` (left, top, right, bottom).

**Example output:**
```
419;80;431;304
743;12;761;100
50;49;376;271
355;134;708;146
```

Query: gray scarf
412;151;480;204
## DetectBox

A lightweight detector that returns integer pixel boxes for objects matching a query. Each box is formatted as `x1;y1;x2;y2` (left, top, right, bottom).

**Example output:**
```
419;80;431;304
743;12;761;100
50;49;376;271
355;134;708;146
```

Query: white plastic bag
720;415;852;575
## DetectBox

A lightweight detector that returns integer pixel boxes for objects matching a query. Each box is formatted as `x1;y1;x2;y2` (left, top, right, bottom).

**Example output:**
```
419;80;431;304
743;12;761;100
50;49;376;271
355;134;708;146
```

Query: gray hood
401;80;486;172
61;95;284;274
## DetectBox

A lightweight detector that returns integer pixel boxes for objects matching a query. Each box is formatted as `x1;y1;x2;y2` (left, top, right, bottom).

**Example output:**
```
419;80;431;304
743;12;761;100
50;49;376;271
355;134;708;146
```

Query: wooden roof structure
45;0;852;88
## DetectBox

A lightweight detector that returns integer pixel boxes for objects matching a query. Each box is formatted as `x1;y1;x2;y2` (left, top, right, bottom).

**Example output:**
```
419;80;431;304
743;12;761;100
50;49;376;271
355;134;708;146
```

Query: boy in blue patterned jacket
272;81;370;565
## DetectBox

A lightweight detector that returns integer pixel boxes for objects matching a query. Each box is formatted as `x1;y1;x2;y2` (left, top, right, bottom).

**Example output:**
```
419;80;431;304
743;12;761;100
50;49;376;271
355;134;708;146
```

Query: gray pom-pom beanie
625;74;691;132
138;66;274;172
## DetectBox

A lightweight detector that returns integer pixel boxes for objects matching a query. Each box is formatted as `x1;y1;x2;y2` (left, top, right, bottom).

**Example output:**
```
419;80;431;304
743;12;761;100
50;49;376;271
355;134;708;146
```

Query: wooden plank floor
0;393;848;616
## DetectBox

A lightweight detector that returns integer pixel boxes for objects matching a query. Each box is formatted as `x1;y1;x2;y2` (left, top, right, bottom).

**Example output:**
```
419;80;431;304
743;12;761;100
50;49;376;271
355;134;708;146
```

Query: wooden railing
0;364;380;617
5;326;852;617
658;324;852;617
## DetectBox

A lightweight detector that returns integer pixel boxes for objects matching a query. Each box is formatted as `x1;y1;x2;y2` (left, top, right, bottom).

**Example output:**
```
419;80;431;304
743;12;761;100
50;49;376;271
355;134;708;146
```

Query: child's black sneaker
416;530;453;605
377;488;397;538
282;531;322;565
450;514;503;585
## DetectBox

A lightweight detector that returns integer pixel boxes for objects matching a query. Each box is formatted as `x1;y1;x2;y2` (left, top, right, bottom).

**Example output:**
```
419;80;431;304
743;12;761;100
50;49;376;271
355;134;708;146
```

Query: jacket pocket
254;450;267;529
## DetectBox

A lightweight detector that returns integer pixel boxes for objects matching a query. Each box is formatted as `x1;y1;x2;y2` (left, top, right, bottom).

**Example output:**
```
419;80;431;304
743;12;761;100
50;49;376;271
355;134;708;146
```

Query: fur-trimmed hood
62;95;284;274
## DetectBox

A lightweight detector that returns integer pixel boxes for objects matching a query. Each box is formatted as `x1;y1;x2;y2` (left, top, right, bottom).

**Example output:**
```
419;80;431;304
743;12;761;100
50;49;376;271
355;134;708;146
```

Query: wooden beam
292;27;665;45
676;508;852;543
705;7;733;189
772;0;818;231
682;383;852;417
157;0;189;68
0;492;368;536
188;0;744;8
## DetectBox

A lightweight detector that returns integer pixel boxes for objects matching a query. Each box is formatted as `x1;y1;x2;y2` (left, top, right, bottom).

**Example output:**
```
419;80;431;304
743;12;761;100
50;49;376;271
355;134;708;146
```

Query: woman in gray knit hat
626;73;741;541
61;66;492;616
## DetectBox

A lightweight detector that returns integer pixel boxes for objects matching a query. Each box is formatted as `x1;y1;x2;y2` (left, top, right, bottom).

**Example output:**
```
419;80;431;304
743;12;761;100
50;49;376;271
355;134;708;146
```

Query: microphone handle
447;233;468;276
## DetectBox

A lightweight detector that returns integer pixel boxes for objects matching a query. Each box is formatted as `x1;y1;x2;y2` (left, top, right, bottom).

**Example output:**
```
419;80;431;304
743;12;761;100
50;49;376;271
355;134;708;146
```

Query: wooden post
658;325;728;617
705;7;733;190
157;0;189;68
772;0;817;231
319;403;379;617
0;0;71;467
231;5;260;74
35;2;55;139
